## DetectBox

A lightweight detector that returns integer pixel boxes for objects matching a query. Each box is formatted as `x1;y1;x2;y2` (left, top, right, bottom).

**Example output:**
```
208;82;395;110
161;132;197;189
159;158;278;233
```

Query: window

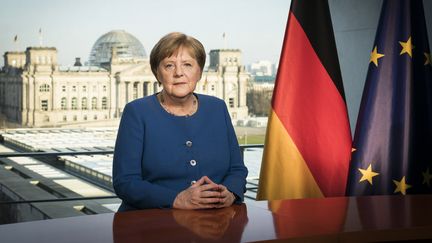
93;115;97;120
62;115;67;122
43;115;50;122
39;84;50;92
82;97;88;110
143;83;149;96
229;98;235;108
211;85;215;91
71;97;78;110
41;100;48;111
82;86;87;92
83;115;87;121
103;85;107;92
73;115;77;121
153;82;159;94
102;97;107;110
61;97;67;110
62;86;66;92
72;86;77;92
133;83;138;99
0;84;3;105
91;97;97;110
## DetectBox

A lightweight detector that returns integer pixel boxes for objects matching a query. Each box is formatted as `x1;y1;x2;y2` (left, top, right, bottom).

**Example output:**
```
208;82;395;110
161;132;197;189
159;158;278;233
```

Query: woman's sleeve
112;102;178;209
221;103;248;203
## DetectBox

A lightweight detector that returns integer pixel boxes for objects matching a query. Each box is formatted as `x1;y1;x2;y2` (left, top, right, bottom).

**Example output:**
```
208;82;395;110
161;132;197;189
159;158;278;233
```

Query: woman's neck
158;90;198;116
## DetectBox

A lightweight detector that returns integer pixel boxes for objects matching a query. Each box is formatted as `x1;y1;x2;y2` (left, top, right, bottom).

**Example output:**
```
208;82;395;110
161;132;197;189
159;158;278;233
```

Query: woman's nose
174;65;184;77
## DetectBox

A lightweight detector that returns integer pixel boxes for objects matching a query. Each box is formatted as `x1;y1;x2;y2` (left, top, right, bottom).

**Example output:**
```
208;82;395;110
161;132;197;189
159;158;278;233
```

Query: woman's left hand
173;176;236;209
214;184;236;208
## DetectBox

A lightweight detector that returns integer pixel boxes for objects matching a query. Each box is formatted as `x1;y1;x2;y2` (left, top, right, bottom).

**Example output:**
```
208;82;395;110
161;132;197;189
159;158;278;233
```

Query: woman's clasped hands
173;176;236;209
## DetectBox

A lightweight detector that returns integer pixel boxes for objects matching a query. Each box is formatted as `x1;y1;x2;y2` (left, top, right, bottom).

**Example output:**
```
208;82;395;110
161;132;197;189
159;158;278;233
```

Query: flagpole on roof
39;28;43;46
13;35;18;51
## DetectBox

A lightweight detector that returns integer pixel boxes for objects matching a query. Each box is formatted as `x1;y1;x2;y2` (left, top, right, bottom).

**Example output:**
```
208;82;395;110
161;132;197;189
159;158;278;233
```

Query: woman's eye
165;64;174;70
183;63;192;68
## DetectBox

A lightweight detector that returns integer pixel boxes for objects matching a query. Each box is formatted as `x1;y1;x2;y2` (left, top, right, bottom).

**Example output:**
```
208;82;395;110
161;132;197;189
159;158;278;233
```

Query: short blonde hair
150;32;206;78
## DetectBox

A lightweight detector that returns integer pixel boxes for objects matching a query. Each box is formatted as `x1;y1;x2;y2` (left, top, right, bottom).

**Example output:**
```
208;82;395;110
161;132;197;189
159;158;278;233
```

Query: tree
246;89;272;116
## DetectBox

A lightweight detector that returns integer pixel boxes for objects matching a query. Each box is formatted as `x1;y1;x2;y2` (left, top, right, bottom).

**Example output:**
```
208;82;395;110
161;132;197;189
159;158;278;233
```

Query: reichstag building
0;30;249;127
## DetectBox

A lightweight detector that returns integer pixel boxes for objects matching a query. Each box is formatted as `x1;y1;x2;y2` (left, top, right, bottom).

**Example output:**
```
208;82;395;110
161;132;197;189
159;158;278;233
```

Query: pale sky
1;0;291;67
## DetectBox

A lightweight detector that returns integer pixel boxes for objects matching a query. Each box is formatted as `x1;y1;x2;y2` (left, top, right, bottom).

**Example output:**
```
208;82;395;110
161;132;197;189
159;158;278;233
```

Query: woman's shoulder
126;94;156;108
196;93;225;106
123;94;158;116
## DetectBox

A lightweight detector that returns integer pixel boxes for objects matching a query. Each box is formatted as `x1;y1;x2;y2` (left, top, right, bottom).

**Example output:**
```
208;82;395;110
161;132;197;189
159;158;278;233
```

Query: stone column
118;81;125;114
127;81;133;103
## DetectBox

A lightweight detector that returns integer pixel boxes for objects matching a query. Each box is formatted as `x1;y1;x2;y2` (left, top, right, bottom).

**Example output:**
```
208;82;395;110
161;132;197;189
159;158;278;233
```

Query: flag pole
39;28;43;46
13;35;18;52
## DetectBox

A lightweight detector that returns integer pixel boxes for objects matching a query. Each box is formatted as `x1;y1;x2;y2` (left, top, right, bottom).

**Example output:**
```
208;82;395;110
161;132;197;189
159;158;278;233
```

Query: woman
113;32;248;211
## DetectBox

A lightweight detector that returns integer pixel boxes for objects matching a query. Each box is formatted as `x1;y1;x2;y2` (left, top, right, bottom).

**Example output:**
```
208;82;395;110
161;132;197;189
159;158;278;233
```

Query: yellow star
399;36;414;57
393;176;412;195
358;164;379;185
370;46;385;67
422;168;432;187
425;52;431;66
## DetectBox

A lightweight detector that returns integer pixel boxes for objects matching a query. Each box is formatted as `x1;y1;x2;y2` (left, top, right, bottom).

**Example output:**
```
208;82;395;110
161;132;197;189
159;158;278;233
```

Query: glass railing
0;144;263;224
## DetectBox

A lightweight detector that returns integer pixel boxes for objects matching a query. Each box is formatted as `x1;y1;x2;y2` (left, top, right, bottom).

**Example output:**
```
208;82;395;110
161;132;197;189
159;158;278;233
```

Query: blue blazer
113;93;248;211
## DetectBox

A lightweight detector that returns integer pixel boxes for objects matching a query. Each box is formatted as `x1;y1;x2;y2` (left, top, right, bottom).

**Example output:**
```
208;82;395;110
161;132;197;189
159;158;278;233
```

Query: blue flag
347;0;432;196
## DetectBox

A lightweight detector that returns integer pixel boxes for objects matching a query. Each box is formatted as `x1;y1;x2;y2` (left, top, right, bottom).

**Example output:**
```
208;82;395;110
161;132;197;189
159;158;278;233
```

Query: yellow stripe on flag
257;110;324;200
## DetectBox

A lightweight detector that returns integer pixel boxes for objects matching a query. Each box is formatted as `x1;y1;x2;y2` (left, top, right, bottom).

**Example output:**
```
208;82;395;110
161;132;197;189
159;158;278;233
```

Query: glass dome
89;30;147;66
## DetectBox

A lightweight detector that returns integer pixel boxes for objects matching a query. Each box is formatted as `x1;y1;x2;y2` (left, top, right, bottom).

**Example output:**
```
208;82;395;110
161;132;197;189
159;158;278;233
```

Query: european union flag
346;0;432;196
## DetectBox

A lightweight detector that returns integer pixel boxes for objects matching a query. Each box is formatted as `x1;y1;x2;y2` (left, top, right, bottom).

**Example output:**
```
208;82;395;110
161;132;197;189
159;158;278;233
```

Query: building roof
58;66;108;72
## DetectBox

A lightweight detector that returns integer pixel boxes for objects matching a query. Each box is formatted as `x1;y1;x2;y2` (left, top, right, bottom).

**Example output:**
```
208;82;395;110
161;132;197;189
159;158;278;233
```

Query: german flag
257;0;352;200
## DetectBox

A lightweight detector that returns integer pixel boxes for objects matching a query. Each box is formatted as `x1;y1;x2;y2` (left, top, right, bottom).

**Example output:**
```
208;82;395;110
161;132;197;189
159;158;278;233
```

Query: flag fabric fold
347;0;432;196
257;0;352;200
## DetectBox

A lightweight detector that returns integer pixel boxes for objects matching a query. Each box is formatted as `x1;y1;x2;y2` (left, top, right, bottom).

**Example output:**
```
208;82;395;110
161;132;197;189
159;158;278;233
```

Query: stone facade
0;44;249;127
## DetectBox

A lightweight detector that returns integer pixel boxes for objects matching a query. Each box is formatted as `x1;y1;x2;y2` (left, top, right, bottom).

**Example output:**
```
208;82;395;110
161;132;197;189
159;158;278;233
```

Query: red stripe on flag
272;12;351;196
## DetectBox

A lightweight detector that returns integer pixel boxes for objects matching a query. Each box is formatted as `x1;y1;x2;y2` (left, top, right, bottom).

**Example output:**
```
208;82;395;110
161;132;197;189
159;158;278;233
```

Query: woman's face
157;47;202;99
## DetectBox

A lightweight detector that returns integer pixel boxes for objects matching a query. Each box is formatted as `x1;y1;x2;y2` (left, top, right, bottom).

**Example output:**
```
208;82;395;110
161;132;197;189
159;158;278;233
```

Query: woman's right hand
173;176;223;209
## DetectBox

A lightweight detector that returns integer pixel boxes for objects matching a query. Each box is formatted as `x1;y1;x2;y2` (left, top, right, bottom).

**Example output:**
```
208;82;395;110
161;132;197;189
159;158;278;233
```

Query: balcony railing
0;144;263;206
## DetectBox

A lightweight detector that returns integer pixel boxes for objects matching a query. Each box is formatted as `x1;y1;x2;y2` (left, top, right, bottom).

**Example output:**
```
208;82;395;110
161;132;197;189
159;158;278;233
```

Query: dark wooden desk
1;195;432;242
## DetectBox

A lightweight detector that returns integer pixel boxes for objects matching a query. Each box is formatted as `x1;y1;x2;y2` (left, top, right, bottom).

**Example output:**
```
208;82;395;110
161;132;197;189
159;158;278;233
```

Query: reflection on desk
1;195;432;242
113;204;248;243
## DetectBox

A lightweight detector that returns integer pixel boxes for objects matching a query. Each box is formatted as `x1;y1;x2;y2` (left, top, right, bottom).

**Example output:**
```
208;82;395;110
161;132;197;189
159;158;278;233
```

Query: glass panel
0;197;121;225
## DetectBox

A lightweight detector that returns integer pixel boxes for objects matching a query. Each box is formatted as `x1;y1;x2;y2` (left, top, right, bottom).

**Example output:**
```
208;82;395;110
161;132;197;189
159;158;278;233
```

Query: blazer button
191;180;196;185
186;140;192;147
190;159;197;166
